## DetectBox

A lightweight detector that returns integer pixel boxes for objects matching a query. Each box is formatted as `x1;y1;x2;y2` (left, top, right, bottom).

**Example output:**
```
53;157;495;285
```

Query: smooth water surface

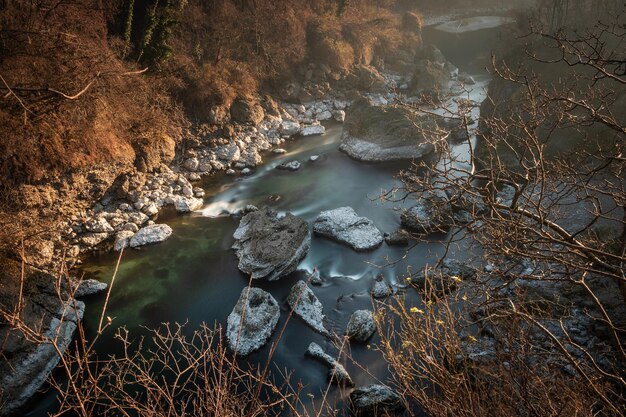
25;18;512;416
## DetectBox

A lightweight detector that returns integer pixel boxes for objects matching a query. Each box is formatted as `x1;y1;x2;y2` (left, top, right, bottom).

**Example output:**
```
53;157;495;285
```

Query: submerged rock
226;287;280;356
73;279;108;298
400;195;453;234
287;281;330;336
129;224;173;248
384;229;411;246
313;207;383;251
340;99;437;162
346;310;376;342
276;160;301;171
306;342;354;386
232;207;310;280
350;384;405;417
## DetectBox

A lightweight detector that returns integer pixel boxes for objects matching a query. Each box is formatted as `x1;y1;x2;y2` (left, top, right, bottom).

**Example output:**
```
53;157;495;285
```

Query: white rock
287;281;330;336
301;124;325;136
142;203;159;216
316;110;333;121
174;197;203;212
114;230;135;251
129;224;173;248
333;110;346;122
183;157;199;172
84;217;113;233
313;207;383;251
280;120;301;137
227;287;280;356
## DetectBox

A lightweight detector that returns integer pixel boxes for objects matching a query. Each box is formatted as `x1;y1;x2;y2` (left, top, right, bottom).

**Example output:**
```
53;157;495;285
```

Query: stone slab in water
287;281;330;336
313;207;383;251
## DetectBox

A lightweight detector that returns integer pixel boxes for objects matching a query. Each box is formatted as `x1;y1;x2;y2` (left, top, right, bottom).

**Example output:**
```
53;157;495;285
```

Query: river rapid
25;17;512;416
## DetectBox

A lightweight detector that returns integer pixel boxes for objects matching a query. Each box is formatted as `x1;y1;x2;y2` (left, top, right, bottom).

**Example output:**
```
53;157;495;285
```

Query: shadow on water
24;20;514;417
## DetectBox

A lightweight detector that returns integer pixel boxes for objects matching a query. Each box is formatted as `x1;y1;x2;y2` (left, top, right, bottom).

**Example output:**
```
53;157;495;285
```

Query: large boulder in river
226;287;280;356
232;207;310;280
129;224;173;248
313;207;383;251
350;384;405;417
340;99;438;162
230;97;265;125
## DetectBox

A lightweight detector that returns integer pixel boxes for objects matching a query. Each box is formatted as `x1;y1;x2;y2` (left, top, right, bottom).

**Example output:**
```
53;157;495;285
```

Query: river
24;17;512;416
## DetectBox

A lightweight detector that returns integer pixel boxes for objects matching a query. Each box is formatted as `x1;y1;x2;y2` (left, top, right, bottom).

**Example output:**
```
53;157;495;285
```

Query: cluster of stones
62;168;203;257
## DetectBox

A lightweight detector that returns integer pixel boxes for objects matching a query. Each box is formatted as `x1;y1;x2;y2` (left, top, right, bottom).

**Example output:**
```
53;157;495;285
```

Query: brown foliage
0;0;179;191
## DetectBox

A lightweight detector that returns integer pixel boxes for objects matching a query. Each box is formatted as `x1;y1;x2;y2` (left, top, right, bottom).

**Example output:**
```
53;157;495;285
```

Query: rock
384;229;411;246
400;195;453;234
73;279;108;298
208;105;230;125
84;217;113;233
458;72;476;85
183;157;200;172
316;110;333;121
129;224;173;248
309;155;319;162
410;59;450;93
273;148;287;154
241;167;252;175
276;160;301;171
113;230;135;251
313;207;383;251
280;120;301;136
301;123;325;136
142;202;159;216
120;222;139;233
0;298;85;416
193;187;205;198
306;342;354;386
188;171;203;182
230;97;265;125
333;110;346;122
371;274;391;299
232;207;310;280
226;169;236;175
340;99;437;162
349;385;405;417
81;232;109;248
346;310;376;342
215;143;241;162
174;196;203;212
351;65;387;93
287;281;330;336
128;212;149;226
226;287;280;356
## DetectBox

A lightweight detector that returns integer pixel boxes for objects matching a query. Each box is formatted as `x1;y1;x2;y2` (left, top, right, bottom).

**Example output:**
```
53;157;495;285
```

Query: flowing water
24;18;512;416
